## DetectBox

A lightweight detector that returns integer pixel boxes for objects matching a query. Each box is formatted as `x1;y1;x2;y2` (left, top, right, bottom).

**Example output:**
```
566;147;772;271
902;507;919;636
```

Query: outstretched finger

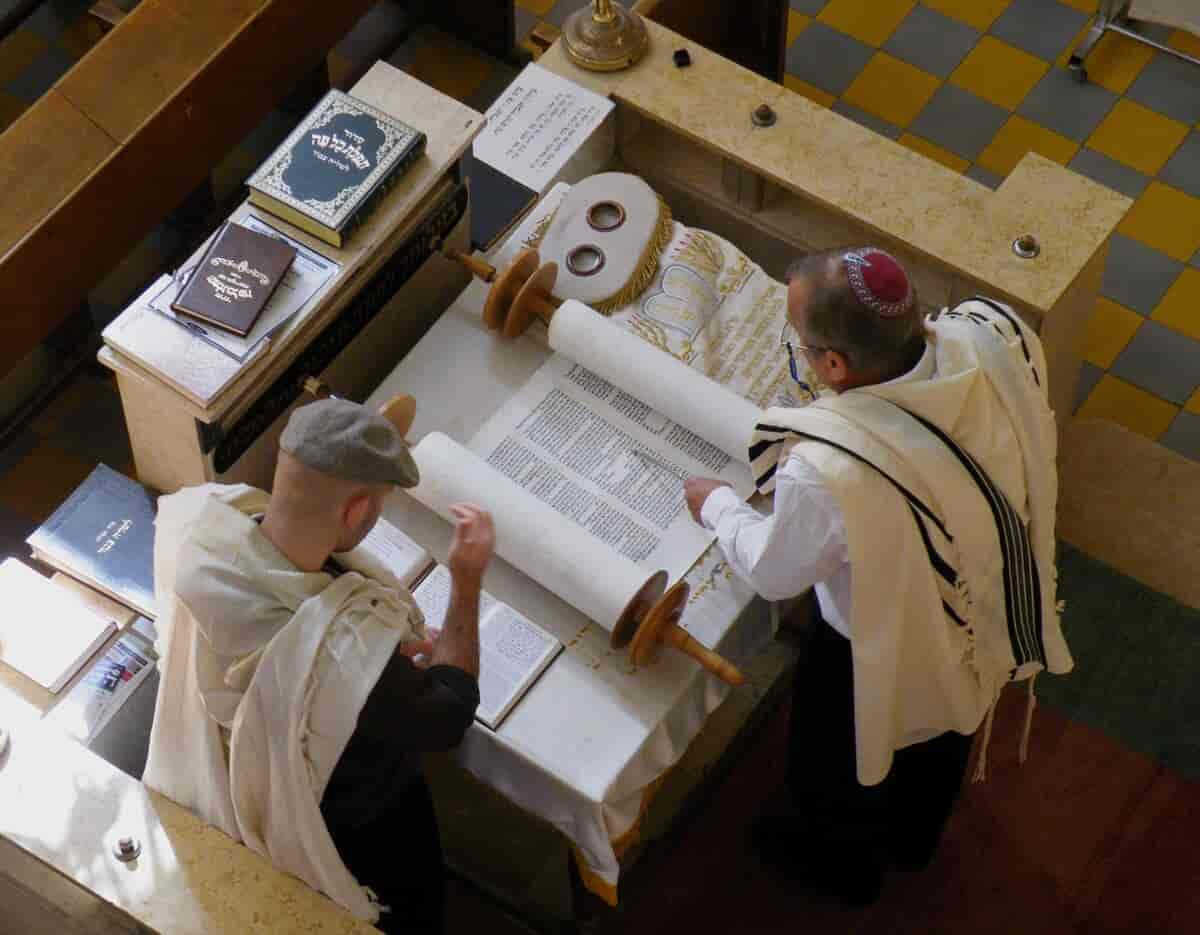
449;502;483;522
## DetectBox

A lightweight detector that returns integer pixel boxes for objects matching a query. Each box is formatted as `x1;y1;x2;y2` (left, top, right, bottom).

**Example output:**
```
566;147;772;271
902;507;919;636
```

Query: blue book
27;465;157;619
246;89;427;248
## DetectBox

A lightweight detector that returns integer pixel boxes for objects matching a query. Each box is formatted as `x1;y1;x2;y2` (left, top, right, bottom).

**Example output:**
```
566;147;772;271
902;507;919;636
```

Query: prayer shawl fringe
747;299;1072;785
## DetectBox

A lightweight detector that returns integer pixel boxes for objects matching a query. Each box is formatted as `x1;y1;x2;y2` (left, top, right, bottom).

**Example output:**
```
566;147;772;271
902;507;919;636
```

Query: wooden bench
87;0;138;36
0;0;379;379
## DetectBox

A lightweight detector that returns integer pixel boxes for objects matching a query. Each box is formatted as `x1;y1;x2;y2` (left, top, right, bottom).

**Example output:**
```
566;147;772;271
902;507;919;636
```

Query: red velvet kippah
843;248;912;318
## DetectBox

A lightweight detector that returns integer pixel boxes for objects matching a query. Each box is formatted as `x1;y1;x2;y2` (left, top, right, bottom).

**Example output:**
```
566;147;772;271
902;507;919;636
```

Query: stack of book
247;89;427;249
0;465;160;772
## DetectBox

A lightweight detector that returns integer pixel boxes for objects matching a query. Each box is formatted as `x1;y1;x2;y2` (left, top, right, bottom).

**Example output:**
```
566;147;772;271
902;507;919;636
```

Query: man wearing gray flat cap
146;398;494;933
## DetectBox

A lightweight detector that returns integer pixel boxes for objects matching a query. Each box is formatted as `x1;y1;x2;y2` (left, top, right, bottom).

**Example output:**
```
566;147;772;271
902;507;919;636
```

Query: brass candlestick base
562;0;649;72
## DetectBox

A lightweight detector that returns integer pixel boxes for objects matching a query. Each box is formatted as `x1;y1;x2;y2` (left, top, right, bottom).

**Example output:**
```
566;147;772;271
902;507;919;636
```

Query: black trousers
785;617;974;879
328;774;446;934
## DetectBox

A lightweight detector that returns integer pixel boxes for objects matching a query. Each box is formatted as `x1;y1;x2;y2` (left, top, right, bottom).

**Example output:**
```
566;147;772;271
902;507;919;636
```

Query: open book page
468;354;748;583
333;517;432;590
413;565;562;730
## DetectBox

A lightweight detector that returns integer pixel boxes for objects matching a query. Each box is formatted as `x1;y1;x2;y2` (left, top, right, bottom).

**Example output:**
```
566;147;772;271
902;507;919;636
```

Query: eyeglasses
779;319;830;388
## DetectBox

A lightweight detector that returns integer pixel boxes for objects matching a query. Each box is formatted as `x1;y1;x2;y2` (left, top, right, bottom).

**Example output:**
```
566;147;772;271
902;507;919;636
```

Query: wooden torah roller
374;391;745;687
301;376;418;439
437;245;562;339
611;574;745;687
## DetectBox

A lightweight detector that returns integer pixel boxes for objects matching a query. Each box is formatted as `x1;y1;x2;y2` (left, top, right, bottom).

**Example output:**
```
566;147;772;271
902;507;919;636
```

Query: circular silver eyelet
587;200;626;232
567;244;606;277
1012;235;1041;259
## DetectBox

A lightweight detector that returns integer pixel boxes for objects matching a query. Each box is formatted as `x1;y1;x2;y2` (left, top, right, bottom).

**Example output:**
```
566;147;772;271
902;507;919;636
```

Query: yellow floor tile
787;11;810;47
1076;374;1179;440
1087;99;1188;176
405;31;494;103
1083;31;1155;95
0;29;48;86
977;115;1079;177
843;52;940;128
516;0;555;15
1186;388;1200;415
1151;268;1200;342
818;0;915;47
898;132;969;172
949;36;1048;111
920;0;1012;31
1168;29;1200;60
1118;182;1200;263
784;74;835;108
1083;297;1143;368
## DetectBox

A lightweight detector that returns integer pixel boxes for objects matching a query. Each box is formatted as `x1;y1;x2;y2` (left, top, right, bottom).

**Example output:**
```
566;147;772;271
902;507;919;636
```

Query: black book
467;157;538;252
27;465;157;619
247;89;427;248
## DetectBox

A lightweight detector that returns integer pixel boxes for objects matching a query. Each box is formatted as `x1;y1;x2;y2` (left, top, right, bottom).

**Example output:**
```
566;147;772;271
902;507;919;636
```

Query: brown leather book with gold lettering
171;222;297;336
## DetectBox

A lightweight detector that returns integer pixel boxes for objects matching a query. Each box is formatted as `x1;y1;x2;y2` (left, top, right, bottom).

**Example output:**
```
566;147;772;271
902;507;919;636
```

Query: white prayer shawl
748;299;1072;786
144;484;424;922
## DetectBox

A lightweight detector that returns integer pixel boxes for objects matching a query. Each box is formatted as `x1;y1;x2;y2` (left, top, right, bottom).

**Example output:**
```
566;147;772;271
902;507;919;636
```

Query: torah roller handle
433;243;563;338
361;387;744;688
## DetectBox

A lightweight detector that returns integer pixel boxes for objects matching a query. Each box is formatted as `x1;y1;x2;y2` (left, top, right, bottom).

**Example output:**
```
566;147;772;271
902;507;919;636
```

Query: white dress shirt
699;344;936;639
701;453;852;636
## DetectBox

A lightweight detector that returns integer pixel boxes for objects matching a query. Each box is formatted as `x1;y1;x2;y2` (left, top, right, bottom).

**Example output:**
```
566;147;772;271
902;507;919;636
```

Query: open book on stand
334;517;562;730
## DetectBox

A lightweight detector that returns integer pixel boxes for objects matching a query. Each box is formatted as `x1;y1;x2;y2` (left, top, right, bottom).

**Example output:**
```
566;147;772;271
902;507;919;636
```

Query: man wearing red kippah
684;248;1072;907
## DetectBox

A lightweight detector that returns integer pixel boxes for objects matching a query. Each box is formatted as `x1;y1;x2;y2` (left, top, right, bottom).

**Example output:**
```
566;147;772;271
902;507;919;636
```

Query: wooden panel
0;91;115;258
0;0;378;378
429;0;514;61
58;0;269;144
648;0;787;82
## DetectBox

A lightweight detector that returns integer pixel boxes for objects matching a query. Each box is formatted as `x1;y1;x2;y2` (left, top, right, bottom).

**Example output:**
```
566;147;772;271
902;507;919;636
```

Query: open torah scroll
399;298;763;684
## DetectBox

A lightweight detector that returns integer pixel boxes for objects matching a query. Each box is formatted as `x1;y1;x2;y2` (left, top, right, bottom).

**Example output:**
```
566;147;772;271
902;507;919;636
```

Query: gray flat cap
280;398;419;488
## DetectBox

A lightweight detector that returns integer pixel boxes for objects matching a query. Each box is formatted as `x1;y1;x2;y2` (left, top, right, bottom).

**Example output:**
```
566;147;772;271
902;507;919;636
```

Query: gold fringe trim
593;195;675;314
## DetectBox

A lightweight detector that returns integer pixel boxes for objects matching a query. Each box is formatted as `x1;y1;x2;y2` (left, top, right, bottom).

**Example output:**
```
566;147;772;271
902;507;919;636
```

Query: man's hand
684;478;731;524
398;637;435;668
447;503;495;589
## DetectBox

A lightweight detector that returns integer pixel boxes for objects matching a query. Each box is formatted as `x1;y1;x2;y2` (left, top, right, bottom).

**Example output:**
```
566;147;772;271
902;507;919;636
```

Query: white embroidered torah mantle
144;485;421;922
749;300;1073;785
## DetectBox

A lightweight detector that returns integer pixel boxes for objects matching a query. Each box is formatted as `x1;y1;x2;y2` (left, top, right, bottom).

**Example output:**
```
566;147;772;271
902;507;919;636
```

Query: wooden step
1058;418;1200;611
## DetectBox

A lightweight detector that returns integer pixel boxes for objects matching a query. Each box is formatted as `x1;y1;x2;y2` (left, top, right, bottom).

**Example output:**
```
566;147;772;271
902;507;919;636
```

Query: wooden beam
0;0;378;378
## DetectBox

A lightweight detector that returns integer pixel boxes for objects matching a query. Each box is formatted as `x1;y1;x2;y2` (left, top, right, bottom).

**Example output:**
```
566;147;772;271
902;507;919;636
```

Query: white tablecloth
366;182;795;898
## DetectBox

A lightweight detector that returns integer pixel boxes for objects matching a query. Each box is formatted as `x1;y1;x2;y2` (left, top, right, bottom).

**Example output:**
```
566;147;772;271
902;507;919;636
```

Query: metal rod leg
1068;20;1110;81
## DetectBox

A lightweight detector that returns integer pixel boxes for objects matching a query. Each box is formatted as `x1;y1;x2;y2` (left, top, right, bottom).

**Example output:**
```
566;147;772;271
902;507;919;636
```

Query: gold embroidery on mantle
718;253;753;297
673;230;724;284
592;196;674;314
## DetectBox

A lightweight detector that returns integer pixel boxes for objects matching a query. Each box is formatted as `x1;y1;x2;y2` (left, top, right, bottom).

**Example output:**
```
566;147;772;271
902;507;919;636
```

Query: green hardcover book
246;89;426;248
